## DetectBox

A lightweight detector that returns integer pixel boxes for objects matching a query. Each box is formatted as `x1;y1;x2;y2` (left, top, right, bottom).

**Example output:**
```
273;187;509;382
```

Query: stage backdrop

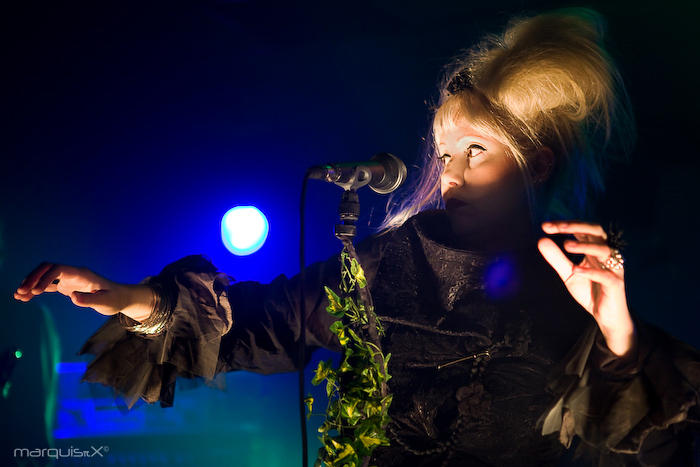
2;1;699;466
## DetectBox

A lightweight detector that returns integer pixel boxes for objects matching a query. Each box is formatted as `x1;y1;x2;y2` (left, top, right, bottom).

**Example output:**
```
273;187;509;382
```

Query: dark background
2;1;699;466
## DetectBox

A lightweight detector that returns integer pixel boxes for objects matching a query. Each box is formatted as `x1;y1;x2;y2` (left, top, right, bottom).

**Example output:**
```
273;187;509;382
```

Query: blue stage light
221;206;269;255
483;255;519;300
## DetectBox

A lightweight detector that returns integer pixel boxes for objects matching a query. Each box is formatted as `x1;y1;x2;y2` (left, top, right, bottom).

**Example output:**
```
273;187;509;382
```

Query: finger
44;279;60;293
31;264;63;295
71;290;119;314
17;262;54;293
14;279;59;300
14;290;34;302
537;237;574;282
542;221;607;241
572;265;622;287
71;290;104;307
563;240;612;261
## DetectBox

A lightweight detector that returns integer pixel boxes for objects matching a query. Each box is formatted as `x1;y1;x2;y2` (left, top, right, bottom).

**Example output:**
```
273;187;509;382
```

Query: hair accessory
446;69;474;94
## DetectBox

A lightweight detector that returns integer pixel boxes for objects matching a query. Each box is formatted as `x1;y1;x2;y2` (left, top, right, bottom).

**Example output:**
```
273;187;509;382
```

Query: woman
13;7;700;466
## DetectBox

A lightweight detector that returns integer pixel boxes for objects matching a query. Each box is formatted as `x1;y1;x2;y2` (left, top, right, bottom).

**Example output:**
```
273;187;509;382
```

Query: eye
465;144;486;158
437;153;452;163
437;144;486;164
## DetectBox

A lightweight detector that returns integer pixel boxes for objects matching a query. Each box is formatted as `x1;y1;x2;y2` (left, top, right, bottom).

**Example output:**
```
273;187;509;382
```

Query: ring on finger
600;248;624;271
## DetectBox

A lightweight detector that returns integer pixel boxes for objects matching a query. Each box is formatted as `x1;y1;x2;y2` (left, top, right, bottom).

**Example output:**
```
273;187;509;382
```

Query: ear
530;146;555;185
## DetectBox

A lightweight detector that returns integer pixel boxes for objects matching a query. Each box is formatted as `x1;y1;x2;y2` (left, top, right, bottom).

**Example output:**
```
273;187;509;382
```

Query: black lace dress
78;209;700;466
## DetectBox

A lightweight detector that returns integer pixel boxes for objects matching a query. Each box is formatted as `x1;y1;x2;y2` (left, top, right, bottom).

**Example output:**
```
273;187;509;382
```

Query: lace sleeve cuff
538;313;700;457
78;255;235;409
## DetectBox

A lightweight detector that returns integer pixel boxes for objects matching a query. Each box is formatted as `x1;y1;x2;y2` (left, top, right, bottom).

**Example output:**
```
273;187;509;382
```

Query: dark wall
2;1;698;465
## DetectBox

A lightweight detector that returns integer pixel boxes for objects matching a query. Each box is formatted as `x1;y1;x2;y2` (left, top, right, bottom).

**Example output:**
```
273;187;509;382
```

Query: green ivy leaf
335;443;356;463
339;357;353;373
312;359;334;386
318;421;330;434
305;396;314;418
324;286;345;317
346;328;363;344
359;433;382;449
329;320;344;334
350;259;367;289
341;399;357;419
315;246;392;466
329;320;351;346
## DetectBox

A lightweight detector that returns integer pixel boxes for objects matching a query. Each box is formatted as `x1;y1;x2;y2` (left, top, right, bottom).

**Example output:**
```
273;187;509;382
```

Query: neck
447;210;538;254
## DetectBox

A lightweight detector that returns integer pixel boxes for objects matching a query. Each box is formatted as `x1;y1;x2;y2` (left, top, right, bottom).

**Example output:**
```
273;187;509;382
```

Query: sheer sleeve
77;233;389;410
538;311;700;463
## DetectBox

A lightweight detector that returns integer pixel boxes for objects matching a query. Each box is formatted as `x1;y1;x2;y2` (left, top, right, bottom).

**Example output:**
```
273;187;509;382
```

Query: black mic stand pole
331;171;384;467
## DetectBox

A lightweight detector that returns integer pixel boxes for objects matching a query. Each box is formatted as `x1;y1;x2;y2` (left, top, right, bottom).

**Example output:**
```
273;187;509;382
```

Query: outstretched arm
14;262;157;323
76;232;389;408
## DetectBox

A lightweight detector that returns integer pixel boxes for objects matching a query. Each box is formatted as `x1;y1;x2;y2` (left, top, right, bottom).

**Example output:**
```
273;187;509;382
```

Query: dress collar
409;209;542;260
407;209;558;308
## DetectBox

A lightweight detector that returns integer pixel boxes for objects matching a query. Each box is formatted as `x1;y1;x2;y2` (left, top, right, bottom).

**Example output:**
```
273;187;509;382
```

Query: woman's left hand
537;220;637;358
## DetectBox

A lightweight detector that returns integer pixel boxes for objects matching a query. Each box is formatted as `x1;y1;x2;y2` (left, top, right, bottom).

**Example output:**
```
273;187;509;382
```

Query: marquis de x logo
13;445;110;459
89;446;107;457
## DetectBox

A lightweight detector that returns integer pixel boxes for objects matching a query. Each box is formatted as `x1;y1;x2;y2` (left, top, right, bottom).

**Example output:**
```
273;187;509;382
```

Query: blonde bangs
432;93;505;148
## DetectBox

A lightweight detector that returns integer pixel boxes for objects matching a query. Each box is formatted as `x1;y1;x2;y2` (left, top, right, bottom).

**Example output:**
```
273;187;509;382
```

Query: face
436;117;528;237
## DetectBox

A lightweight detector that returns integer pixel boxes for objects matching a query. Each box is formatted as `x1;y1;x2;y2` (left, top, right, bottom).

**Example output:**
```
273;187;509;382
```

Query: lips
445;198;469;209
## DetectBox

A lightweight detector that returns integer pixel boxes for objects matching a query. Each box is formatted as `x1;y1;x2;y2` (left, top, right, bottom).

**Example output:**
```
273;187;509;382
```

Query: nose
441;157;466;188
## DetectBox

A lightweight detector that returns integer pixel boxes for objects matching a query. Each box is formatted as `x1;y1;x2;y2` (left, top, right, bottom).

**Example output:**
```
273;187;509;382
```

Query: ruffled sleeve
538;311;700;463
77;255;235;409
77;233;391;411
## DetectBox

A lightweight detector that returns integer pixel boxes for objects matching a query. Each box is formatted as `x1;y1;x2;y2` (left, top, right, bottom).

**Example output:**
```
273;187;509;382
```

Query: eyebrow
437;135;487;147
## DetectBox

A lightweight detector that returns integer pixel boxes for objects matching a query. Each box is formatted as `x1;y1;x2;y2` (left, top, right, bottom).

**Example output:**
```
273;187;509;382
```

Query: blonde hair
375;7;636;234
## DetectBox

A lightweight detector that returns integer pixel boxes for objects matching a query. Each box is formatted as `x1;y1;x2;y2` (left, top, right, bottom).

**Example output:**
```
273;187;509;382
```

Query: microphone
306;152;407;194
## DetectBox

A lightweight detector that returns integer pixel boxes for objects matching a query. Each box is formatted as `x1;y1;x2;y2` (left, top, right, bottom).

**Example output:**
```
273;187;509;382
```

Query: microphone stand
335;190;360;241
300;163;392;467
332;171;385;467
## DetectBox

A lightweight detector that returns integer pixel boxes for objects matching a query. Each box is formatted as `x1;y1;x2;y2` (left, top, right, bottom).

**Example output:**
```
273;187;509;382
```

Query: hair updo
376;7;636;234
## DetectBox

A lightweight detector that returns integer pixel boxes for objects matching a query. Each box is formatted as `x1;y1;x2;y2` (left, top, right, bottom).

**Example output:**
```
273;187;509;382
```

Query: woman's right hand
13;262;155;322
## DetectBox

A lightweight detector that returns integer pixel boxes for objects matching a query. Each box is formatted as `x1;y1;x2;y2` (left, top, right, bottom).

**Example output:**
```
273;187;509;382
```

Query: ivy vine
305;245;392;467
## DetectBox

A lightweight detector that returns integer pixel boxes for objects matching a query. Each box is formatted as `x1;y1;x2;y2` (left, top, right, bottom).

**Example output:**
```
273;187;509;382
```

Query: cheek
469;159;520;190
439;156;523;200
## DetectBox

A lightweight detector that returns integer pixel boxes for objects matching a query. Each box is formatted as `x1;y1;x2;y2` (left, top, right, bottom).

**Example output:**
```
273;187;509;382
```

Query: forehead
433;93;500;146
435;117;491;146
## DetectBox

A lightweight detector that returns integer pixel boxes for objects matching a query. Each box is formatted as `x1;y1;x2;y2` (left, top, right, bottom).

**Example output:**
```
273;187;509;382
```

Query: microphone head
369;152;407;194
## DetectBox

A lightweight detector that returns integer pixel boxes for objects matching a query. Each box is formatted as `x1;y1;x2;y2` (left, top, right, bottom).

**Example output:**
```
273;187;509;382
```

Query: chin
446;209;482;233
445;200;476;213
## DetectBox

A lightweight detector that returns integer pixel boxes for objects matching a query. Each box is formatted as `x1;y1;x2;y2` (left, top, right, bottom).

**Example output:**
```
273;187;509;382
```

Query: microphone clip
306;152;406;194
307;164;373;192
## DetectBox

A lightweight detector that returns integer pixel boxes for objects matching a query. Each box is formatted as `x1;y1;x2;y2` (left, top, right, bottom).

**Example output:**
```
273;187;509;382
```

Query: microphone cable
298;170;311;467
